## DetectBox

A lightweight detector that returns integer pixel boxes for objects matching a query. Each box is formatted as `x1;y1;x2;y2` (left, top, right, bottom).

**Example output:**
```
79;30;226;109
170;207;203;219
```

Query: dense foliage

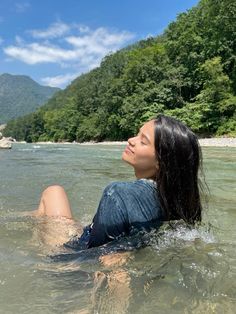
0;73;60;124
3;0;236;142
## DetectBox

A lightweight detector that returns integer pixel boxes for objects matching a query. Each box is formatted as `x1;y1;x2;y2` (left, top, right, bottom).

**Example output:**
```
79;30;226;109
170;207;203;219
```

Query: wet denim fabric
64;178;164;251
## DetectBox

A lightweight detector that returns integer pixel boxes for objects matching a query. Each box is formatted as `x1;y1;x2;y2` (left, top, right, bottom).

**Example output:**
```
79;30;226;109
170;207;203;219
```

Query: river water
0;143;235;313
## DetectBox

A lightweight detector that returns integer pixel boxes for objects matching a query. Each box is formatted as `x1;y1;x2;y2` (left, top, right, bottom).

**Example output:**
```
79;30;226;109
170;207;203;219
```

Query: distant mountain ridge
0;73;60;123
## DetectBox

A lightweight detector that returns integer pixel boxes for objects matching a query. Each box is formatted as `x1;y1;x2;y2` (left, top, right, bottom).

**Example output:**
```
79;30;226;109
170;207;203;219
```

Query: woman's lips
124;145;134;154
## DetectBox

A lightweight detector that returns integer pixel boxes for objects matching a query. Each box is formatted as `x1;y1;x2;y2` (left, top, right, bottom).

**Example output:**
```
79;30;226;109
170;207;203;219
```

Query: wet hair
153;114;209;225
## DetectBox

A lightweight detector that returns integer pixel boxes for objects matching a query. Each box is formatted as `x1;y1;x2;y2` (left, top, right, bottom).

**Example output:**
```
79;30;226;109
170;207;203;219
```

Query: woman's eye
141;141;147;145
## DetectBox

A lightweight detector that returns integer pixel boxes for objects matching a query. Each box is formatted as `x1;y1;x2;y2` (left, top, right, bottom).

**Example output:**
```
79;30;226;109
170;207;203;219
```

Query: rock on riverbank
0;132;15;149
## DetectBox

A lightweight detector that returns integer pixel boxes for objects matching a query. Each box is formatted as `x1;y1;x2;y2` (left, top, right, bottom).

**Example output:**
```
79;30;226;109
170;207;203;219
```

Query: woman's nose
128;136;136;146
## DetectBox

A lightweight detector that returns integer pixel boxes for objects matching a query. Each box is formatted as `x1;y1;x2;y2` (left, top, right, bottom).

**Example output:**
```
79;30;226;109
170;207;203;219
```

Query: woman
31;114;206;251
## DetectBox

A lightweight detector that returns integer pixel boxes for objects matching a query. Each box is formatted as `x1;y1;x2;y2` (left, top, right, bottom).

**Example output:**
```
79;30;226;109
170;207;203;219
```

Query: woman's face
122;119;158;179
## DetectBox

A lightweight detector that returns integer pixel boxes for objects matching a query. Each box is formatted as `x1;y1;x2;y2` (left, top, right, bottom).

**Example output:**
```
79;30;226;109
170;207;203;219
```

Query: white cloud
4;43;77;64
29;22;70;39
4;25;134;66
77;25;90;34
15;2;30;13
3;22;135;87
145;33;155;39
15;35;24;45
65;27;134;53
41;73;79;88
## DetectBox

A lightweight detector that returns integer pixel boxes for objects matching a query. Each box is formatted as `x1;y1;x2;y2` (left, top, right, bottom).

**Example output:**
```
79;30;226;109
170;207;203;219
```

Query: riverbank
15;137;236;147
198;137;236;147
78;138;236;147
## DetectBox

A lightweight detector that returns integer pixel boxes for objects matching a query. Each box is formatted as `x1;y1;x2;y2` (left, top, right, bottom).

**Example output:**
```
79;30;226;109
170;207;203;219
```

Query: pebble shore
198;137;236;147
77;138;236;147
20;137;236;147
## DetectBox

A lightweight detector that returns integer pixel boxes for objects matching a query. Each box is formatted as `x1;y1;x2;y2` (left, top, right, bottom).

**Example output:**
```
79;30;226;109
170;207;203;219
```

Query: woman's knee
43;185;65;197
40;184;72;218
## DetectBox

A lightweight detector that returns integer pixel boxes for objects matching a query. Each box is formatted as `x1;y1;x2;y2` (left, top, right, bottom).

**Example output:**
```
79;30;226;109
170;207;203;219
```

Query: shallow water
0;143;235;313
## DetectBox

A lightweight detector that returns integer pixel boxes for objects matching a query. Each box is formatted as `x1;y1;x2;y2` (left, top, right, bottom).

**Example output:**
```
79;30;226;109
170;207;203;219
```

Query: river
0;143;235;313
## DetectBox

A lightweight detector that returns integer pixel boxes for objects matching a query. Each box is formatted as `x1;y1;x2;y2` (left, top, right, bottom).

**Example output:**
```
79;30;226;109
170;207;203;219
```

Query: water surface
0;143;235;313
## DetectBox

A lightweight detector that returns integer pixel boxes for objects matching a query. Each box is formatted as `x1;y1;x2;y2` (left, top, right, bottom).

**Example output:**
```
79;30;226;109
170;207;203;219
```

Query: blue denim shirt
64;178;164;251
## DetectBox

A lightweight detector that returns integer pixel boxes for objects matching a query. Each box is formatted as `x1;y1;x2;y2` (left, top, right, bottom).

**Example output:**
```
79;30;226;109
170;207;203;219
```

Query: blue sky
0;0;199;88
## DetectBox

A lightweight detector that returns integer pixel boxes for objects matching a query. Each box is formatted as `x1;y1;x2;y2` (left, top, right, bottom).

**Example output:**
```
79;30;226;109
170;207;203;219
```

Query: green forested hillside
0;73;60;123
3;0;236;142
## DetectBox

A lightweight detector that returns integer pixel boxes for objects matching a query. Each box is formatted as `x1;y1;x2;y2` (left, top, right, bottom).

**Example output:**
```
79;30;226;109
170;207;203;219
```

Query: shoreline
198;137;236;147
15;137;236;147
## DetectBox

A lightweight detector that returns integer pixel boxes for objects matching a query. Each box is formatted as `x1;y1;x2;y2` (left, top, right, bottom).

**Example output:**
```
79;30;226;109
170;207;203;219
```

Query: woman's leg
29;185;83;247
33;185;73;219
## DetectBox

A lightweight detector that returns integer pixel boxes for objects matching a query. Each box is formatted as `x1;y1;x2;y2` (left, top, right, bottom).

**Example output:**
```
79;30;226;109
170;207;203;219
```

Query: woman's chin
122;153;134;167
122;151;131;162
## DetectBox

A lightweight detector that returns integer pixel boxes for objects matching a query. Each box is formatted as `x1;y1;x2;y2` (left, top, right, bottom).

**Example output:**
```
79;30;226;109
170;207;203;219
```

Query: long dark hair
153;114;209;225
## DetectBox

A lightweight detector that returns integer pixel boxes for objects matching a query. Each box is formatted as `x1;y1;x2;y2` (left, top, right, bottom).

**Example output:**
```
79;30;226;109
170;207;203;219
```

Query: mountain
0;73;60;123
3;0;236;142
